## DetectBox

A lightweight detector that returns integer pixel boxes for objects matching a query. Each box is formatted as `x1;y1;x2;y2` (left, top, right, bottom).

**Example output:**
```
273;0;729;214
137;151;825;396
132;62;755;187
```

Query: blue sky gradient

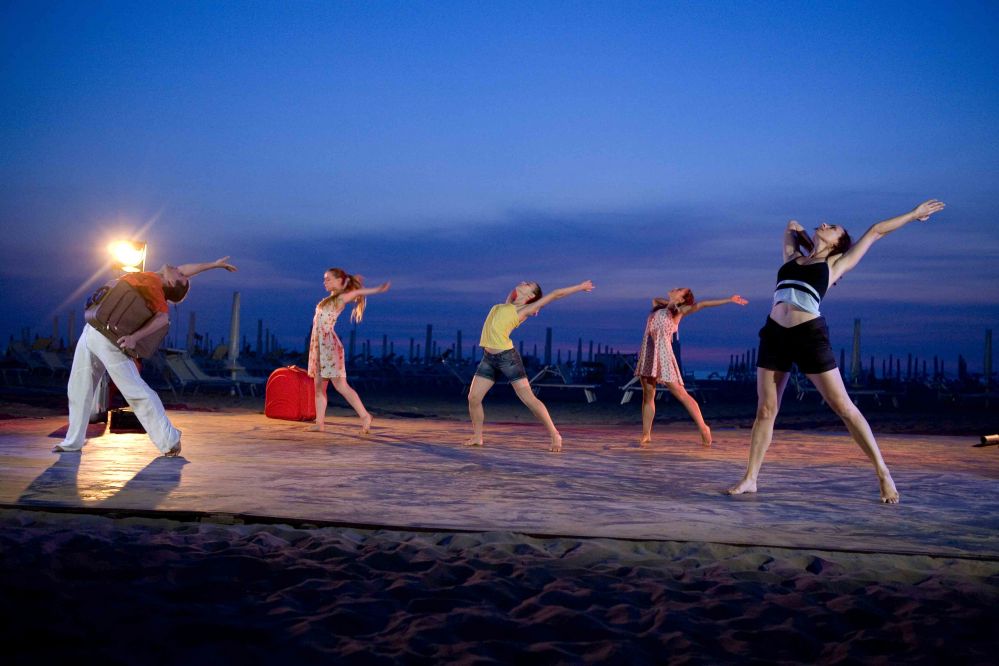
2;1;997;372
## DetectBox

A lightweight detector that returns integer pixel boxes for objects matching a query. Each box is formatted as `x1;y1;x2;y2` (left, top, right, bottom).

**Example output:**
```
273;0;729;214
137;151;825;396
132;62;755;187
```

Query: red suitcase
264;366;316;421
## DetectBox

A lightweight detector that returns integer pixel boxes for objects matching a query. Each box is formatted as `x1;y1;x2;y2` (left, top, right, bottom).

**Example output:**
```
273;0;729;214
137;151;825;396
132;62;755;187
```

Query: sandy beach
1;508;995;664
2;389;997;663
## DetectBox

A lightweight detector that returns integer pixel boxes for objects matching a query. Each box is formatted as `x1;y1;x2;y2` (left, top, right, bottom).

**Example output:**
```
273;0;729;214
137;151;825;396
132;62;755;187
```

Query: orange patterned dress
635;308;683;385
308;297;347;379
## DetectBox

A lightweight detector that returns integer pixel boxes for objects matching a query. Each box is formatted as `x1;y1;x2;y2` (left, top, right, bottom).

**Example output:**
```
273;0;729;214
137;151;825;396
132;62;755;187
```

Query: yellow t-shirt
479;303;521;350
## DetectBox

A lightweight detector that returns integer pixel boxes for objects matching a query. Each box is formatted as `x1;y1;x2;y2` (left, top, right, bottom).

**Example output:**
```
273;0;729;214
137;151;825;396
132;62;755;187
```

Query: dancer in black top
727;199;945;503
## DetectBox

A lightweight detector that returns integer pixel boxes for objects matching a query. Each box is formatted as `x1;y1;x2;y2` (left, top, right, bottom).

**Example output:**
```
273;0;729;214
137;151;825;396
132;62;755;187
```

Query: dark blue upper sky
2;1;997;372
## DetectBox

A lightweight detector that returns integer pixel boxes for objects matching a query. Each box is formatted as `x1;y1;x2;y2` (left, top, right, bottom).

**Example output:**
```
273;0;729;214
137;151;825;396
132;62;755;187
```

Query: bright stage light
108;240;147;273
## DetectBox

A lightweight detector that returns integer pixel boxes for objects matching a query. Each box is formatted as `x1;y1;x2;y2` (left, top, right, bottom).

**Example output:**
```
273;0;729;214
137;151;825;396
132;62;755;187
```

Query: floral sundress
634;308;684;385
308;297;347;379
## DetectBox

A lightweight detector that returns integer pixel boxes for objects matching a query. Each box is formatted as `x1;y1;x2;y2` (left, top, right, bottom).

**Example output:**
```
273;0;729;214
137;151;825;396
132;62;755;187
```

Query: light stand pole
92;241;147;429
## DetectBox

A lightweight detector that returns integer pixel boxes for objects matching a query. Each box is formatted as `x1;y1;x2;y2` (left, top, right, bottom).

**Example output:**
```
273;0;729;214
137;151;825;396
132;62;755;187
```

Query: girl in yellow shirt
466;279;594;452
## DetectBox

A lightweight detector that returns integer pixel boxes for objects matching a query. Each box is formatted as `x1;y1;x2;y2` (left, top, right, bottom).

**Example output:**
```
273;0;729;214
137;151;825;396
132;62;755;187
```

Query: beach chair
530;365;599;403
681;375;713;404
225;364;267;397
619;375;711;405
7;341;50;375
619;376;668;405
182;354;246;396
138;353;179;399
0;359;27;386
183;354;259;397
441;356;475;394
37;350;70;377
164;353;240;396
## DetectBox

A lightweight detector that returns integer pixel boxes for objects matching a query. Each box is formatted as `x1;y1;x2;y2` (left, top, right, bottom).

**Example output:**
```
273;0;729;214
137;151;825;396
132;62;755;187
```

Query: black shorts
756;316;838;375
474;348;528;382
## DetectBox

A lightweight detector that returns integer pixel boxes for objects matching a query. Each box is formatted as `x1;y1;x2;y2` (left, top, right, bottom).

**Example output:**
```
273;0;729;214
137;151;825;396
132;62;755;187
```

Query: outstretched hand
374;281;391;293
215;256;238;272
730;295;748;306
912;199;945;222
578;280;595;292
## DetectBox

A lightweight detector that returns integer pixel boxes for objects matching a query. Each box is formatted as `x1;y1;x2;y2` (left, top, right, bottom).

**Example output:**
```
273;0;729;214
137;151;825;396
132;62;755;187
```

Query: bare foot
359;414;372;435
307;424;325;432
726;478;757;495
164;441;182;457
879;473;900;504
463;438;483;447
699;425;712;447
638;435;652;448
549;433;563;453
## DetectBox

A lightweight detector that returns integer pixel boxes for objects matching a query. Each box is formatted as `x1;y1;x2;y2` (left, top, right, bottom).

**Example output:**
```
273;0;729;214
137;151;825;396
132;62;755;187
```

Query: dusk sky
2;1;997;372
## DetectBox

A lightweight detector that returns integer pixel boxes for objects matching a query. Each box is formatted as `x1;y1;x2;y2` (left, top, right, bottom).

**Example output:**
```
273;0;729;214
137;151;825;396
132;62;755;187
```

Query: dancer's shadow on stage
17;454;188;510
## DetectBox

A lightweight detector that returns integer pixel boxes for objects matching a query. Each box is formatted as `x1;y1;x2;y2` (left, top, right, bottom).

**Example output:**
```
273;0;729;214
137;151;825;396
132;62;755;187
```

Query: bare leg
330;376;372;434
639;377;656;446
465;375;494;446
311;376;329;431
511;378;562;452
807;369;899;503
664;381;712;446
727;369;789;495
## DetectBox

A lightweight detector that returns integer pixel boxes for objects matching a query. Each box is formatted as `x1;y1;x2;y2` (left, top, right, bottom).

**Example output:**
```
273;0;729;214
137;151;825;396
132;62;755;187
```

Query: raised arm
682;295;748;316
341;281;391;304
176;256;238;278
784;221;812;262
829;199;945;281
517;280;594;319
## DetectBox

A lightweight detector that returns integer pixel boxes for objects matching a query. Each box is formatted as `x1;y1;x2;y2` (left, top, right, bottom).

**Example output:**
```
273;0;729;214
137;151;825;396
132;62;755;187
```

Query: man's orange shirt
120;272;169;314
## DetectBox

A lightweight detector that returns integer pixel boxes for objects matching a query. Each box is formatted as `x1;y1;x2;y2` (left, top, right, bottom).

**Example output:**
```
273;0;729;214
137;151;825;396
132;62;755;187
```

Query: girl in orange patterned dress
635;289;747;447
308;268;390;434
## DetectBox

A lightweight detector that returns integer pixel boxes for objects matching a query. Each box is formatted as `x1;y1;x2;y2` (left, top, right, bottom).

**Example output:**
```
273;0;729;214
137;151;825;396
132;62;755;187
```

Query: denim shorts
474;348;528;382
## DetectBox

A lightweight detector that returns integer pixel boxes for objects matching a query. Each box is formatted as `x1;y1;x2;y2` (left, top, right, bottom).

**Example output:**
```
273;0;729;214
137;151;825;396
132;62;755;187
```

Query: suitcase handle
86;285;111;309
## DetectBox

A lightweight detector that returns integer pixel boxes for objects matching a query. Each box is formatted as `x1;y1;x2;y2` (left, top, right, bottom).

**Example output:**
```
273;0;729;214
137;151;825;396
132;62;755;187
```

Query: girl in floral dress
635;289;747;447
308;268;390;434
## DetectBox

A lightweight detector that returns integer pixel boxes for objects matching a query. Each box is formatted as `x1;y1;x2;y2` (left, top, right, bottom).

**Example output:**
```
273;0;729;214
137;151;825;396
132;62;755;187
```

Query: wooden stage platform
1;411;996;559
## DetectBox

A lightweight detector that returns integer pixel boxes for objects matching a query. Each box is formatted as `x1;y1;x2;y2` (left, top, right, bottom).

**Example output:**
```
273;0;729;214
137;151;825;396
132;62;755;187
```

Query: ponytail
346;273;366;323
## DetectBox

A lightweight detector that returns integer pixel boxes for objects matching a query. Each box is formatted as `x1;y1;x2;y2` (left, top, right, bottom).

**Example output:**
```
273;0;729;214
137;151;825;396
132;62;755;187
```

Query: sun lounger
530;366;599;403
164;353;241;396
0;363;27;386
37;351;70;376
223;364;267;397
618;375;712;405
7;342;50;375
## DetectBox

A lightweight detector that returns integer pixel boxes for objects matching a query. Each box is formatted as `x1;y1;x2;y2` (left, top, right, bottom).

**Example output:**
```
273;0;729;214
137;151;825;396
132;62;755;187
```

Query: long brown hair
320;267;367;323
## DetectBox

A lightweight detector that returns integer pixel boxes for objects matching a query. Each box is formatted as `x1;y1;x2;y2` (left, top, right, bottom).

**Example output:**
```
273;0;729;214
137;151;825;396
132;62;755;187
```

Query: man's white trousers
59;326;180;453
